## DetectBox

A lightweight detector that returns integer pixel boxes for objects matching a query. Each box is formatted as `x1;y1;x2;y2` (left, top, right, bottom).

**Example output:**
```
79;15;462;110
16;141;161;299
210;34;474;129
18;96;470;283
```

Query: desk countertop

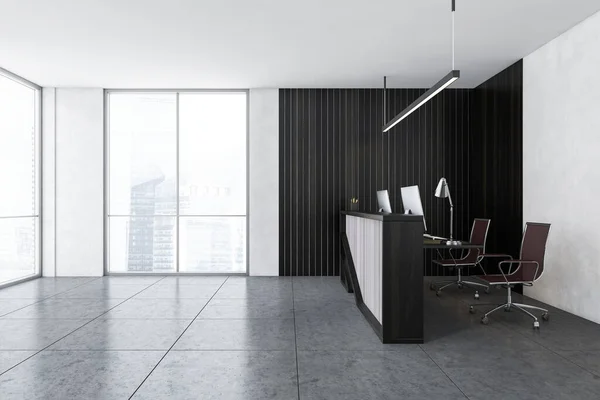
423;240;482;249
341;211;424;222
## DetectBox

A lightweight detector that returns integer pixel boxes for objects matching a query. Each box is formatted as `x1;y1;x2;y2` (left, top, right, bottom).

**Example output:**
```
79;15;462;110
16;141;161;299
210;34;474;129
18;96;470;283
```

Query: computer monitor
376;190;392;213
400;185;427;232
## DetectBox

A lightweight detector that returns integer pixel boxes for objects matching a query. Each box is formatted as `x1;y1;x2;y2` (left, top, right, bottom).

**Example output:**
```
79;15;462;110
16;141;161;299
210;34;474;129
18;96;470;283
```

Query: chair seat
432;259;475;267
475;274;526;284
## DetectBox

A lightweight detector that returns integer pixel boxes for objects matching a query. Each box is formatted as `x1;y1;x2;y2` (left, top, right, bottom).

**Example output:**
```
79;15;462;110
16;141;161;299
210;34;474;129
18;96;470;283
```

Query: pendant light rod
452;0;455;69
381;0;460;133
383;76;387;125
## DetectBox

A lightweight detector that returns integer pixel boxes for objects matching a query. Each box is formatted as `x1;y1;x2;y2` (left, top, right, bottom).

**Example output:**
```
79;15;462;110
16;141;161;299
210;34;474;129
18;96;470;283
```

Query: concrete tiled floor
1;276;600;399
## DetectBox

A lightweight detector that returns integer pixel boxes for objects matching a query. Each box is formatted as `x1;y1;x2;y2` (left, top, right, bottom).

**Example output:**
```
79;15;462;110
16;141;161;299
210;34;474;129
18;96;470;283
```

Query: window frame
103;89;249;275
0;67;42;289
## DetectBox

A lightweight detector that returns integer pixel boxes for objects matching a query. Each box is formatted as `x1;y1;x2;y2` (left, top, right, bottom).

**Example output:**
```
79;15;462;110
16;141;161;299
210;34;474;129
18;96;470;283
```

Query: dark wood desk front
339;211;482;344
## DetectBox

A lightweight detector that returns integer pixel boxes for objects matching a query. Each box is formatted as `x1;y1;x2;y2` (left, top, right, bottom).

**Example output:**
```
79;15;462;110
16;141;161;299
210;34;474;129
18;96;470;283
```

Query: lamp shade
435;178;449;198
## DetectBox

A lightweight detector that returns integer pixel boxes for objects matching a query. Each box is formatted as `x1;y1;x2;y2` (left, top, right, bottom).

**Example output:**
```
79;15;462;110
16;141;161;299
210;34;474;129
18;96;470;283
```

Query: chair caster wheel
458;284;463;289
533;321;540;329
542;312;549;321
474;291;480;300
436;290;441;297
429;283;435;291
481;316;489;325
484;287;490;294
504;306;511;312
469;306;475;314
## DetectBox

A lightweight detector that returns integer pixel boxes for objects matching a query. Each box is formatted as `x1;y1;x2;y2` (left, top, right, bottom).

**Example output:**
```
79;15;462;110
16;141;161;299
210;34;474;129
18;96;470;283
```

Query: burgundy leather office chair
469;222;551;329
430;218;491;299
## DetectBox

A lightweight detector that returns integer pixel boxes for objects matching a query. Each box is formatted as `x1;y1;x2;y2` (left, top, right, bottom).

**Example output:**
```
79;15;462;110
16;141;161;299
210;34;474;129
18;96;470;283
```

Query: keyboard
423;233;447;241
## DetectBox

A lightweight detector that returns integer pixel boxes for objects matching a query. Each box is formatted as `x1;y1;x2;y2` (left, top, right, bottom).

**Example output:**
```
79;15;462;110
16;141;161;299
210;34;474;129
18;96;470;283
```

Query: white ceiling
1;0;599;88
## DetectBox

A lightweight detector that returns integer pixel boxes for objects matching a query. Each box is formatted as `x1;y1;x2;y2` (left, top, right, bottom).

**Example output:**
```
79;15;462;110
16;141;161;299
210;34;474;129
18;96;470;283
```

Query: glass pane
108;93;177;216
179;93;246;216
0;76;36;217
0;217;37;284
179;217;246;273
108;216;176;273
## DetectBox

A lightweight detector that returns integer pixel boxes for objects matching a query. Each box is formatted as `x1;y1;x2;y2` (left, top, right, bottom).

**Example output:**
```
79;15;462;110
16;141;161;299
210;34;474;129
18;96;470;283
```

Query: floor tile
294;277;354;301
156;276;228;286
0;278;97;299
0;351;36;374
49;319;190;350
0;350;163;400
132;351;298;400
293;298;359;317
295;312;387;351
173;318;295;350
0;299;40;316
213;281;292;299
54;284;151;299
422;317;544;354
430;349;600;400
0;286;52;300
209;296;294;308
292;276;341;286
91;276;165;285
104;298;209;319
0;319;90;350
199;298;294;319
556;350;600;377
2;298;122;319
485;309;600;351
226;276;293;287
298;350;466;400
133;284;221;299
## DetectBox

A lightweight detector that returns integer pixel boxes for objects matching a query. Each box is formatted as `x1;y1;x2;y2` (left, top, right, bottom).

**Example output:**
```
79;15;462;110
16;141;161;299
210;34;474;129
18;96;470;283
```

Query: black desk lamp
435;177;457;245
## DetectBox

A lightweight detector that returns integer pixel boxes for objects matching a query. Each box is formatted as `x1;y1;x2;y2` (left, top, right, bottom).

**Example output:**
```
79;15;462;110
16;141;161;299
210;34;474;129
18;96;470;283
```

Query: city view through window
107;91;246;273
0;72;39;286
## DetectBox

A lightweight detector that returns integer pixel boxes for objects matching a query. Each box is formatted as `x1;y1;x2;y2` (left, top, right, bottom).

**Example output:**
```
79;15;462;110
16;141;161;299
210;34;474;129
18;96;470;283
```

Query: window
0;69;41;286
106;91;247;274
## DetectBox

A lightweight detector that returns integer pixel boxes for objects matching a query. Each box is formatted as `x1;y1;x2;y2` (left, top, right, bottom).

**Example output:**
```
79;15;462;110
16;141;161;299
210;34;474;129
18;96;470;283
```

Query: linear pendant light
382;0;460;133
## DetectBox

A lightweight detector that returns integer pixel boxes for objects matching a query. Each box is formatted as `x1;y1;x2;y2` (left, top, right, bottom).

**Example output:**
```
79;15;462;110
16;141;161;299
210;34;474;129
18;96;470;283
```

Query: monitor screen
376;190;392;213
400;185;427;232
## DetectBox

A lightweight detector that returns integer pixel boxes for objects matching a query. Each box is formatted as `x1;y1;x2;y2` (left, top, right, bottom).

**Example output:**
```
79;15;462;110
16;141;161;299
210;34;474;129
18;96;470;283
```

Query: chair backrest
519;222;551;281
463;219;490;263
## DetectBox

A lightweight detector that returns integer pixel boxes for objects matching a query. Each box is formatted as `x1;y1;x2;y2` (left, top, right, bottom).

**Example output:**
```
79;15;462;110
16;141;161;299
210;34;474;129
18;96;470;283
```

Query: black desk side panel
382;220;424;343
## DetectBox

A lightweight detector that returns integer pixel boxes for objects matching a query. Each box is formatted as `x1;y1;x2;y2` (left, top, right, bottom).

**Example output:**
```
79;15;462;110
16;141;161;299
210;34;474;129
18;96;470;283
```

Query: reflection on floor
1;276;600;399
0;271;36;287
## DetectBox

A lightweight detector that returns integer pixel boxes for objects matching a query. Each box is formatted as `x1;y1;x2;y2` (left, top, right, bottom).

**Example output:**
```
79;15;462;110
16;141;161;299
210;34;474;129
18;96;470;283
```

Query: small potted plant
350;197;359;211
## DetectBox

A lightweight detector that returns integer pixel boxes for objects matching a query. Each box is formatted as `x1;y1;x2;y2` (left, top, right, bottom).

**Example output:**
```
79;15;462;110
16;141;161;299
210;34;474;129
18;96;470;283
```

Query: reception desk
340;211;424;344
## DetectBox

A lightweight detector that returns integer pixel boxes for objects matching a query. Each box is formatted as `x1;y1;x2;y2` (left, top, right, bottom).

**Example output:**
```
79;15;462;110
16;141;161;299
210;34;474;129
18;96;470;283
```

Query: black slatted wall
279;88;472;276
279;61;523;277
470;60;523;265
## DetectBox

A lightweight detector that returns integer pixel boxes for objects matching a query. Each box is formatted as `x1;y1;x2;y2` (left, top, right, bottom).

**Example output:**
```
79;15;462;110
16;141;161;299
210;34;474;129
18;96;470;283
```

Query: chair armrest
476;253;512;266
498;260;539;283
479;254;513;259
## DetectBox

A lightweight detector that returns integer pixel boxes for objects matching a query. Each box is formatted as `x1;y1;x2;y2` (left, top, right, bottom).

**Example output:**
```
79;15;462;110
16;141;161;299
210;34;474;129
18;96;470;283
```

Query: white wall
523;11;600;323
42;88;279;276
43;88;105;276
248;89;279;276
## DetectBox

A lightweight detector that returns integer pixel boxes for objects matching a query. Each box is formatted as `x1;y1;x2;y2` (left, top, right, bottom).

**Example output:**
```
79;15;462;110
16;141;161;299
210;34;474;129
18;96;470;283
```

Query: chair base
430;268;490;299
469;285;549;329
